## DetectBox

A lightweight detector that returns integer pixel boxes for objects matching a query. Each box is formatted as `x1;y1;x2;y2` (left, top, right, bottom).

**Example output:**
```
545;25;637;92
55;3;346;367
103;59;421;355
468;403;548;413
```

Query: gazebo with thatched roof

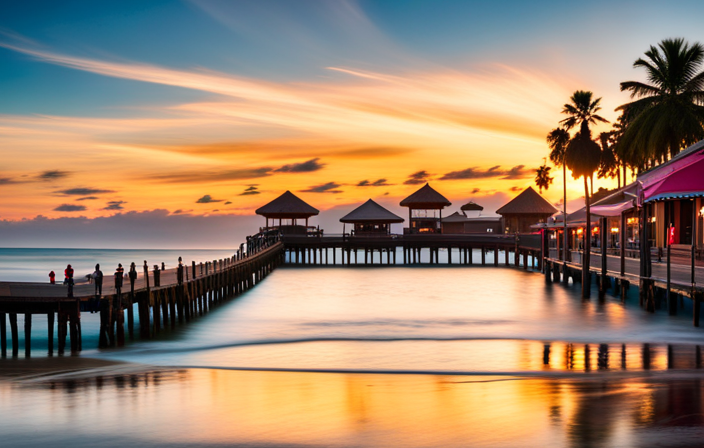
461;201;484;217
496;186;557;233
399;183;451;234
256;191;319;235
340;199;404;236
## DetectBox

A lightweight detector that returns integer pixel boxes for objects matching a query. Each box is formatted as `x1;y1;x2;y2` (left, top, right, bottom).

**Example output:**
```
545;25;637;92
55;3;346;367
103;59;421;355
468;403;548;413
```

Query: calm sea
0;247;238;283
2;250;704;447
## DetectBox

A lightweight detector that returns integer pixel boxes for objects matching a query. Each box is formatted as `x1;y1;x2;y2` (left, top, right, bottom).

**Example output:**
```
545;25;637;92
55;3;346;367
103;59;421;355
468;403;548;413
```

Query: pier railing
0;238;285;358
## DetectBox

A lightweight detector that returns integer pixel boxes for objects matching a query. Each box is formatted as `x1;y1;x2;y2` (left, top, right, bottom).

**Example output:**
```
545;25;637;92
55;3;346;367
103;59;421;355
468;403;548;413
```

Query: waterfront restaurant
638;140;704;263
497;187;557;233
400;183;451;234
340;199;404;236
255;191;319;235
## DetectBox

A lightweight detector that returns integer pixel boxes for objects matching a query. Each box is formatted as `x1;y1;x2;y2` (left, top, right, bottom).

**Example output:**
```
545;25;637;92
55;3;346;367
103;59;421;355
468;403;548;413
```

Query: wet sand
2;358;704;447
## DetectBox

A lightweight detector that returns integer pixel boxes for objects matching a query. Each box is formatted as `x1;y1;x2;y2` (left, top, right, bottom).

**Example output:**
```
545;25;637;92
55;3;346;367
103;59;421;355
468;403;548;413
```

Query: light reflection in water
2;369;704;447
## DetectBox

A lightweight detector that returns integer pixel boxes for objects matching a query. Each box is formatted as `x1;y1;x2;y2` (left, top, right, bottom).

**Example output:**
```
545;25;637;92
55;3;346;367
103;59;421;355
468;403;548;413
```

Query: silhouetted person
153;265;160;287
177;257;184;284
161;262;165;271
115;263;124;297
129;262;137;294
65;264;74;297
93;264;103;296
49;271;55;284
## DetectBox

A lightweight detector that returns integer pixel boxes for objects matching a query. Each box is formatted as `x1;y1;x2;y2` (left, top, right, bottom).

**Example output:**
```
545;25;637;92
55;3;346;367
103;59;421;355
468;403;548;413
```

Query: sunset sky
1;0;702;247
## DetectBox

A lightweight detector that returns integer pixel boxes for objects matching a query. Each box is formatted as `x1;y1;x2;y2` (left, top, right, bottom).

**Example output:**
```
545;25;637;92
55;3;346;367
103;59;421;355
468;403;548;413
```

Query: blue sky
1;0;703;247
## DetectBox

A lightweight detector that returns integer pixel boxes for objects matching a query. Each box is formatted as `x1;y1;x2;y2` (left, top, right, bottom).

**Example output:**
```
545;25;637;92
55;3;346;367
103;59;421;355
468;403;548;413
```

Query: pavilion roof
399;183;451;209
441;211;469;223
461;201;483;211
255;191;319;219
340;199;404;223
496;187;557;215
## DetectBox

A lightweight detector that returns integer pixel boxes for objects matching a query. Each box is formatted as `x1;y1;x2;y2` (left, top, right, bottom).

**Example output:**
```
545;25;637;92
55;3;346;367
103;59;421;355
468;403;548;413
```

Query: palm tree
535;162;553;193
597;132;619;187
547;127;570;265
562;90;607;299
618;38;704;162
560;90;609;132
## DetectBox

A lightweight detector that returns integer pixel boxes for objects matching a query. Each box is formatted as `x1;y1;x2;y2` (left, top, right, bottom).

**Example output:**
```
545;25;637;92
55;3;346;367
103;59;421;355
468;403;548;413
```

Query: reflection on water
2;368;704;447
4;266;704;446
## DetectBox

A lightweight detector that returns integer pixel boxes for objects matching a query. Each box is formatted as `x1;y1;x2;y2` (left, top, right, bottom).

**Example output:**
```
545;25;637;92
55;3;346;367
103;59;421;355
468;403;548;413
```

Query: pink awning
590;200;635;216
644;156;704;202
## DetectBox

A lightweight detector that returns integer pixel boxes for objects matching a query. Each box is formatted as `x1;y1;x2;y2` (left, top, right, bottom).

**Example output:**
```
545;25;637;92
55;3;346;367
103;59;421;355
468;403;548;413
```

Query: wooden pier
0;239;285;358
280;233;543;269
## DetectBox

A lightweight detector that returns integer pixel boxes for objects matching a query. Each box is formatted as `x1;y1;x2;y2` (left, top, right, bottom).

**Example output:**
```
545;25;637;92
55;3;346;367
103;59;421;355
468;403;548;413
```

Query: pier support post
694;292;702;327
494;247;499;267
57;308;67;355
24;313;31;358
666;245;676;315
99;299;110;348
0;312;5;358
47;312;54;356
9;313;18;358
481;248;486;266
116;295;125;347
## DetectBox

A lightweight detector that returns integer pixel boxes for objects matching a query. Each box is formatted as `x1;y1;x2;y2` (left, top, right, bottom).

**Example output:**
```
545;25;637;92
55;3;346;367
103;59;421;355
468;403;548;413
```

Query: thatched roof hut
400;183;451;209
497;187;557;233
340;199;403;236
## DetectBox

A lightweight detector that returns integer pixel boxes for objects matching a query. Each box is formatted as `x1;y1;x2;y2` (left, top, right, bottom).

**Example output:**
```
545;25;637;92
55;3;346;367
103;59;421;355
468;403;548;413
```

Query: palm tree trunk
617;167;621;189
590;175;593;198
582;176;591;299
563;162;568;265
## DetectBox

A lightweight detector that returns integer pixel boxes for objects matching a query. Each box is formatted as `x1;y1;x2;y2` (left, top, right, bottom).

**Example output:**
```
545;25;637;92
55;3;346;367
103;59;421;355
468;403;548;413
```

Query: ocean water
2;252;704;447
0;248;238;283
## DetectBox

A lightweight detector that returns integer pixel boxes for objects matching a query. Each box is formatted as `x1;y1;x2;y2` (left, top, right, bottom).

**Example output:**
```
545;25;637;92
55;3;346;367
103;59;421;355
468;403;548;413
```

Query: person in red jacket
65;264;74;297
49;271;55;284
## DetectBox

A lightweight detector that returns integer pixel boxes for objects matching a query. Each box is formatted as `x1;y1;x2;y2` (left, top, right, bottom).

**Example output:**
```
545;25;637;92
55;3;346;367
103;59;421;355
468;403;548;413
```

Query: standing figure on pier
92;264;103;313
49;270;55;284
177;257;184;284
65;264;74;297
114;263;124;297
93;264;103;296
129;262;137;293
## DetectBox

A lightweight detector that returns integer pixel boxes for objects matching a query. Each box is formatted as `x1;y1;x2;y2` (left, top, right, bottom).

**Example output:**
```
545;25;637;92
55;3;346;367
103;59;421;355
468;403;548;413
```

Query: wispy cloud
274;158;325;173
54;204;86;212
440;165;532;180
56;187;115;196
403;170;430;185
103;201;126;211
196;195;223;204
357;178;390;187
38;170;70;181
301;182;343;193
239;185;261;196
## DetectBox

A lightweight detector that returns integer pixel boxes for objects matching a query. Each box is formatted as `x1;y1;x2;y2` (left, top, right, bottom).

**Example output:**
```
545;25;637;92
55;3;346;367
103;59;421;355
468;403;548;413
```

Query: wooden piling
24;313;31;357
47;312;54;356
695;292;702;327
58;308;68;355
9;313;18;357
115;296;124;347
0;312;6;358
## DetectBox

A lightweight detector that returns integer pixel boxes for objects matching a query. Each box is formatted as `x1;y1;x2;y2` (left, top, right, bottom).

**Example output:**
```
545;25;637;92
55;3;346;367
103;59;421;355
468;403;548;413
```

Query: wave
137;364;704;381
112;336;531;356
